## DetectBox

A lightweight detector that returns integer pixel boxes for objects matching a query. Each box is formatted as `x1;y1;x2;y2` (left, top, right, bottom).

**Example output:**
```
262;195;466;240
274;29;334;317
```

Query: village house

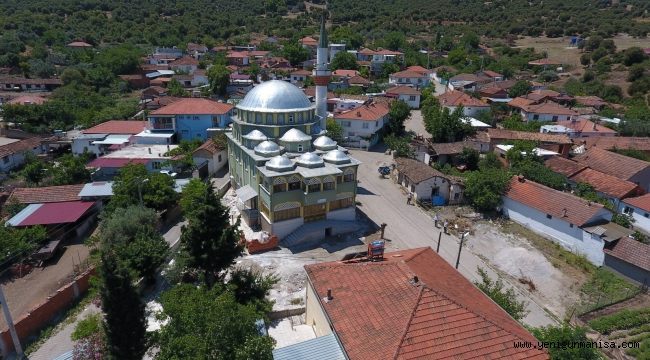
169;56;199;74
6;95;48;105
186;42;208;59
334;100;389;148
393;157;465;205
273;247;548;359
72;120;148;156
328;43;346;62
621;194;650;235
192;139;227;176
429;141;483;166
544;156;644;210
437;90;490;117
0;76;63;92
495;144;559;162
574;136;650;155
148;98;234;141
574;147;650;192
289;69;311;84
477;79;518;100
604;236;650;285
331;69;359;78
355;48;404;74
447;73;483;91
540;118;617;138
385;85;421;108
502;175;614;265
0;137;45;173
575;95;608;110
388;66;432;87
475;128;573;156
87;144;178;180
347;75;371;88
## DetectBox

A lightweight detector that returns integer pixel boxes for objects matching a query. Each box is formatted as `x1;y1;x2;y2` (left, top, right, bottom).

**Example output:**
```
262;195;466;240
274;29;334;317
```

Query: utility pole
436;231;442;253
0;285;23;359
455;231;469;269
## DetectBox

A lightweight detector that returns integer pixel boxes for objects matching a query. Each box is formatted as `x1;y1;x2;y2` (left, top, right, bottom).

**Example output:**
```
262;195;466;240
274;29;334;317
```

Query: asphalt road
349;148;558;327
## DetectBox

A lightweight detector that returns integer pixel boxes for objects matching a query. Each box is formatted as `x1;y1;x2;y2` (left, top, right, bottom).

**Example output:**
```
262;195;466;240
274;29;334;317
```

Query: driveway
349;148;558;327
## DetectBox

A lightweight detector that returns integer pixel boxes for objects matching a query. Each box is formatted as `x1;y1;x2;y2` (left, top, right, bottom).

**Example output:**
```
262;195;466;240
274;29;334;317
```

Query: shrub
72;314;102;341
589;308;650;334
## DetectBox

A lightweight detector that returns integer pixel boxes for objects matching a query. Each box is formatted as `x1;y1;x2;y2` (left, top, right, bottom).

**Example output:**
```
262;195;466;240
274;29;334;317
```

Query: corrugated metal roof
78;182;114;197
91;134;132;145
6;203;42;226
236;185;258;202
9;201;95;226
273;334;346;360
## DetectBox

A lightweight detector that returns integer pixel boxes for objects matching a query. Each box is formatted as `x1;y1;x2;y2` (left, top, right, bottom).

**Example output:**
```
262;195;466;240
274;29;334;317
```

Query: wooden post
436;232;442;253
455;232;466;269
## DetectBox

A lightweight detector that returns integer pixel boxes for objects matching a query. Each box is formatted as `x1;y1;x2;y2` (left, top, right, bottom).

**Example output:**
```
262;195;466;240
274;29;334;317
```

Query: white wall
270;216;304;240
522;110;573;122
502;197;611;265
337;116;386;139
0;146;45;172
397;94;420;109
445;105;490;118
622;203;650;234
72;136;104;156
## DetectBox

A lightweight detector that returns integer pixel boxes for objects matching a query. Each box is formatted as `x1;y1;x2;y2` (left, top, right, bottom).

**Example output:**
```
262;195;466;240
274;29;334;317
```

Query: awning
235;185;258;202
7;201;96;226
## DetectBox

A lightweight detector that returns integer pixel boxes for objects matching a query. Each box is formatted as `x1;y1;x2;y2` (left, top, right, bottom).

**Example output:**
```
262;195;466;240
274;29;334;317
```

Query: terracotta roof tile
508;97;536;109
151;98;233;115
395;157;445;184
575;96;607;108
0;137;42;159
391;70;428;78
574;147;650;181
305;248;548;360
406;65;432;75
604;237;650;271
544;156;587;177
334;101;389;122
193;139;225;155
570;168;642;199
332;69;360;77
438;90;489;108
348;75;371;85
555;119;616;134
623;193;650;213
430;141;481;156
520;102;578;116
82;120;147;135
170;56;199;66
9;184;84;204
487;128;572;144
386;86;420;95
505;176;607;227
482;70;503;78
578;137;650;152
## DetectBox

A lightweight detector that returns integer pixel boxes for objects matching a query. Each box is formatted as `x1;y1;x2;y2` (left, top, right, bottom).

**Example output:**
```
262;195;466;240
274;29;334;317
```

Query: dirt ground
0;238;91;331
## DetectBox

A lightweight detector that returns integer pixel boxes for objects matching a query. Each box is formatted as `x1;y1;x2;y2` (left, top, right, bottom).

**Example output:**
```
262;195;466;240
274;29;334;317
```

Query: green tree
207;64;231;96
384;134;413;157
167;78;188;97
326;117;344;143
457;147;480;171
100;251;147;360
180;180;242;287
383;31;406;51
227;267;278;316
627;64;646;82
508;80;531;98
50;153;91;185
110;164;178;211
465;168;510;211
474;267;528;321
21;154;47;185
622;47;647;66
96;44;142;75
531;325;599;359
330;51;358;71
282;41;310;66
478;152;503;170
0;224;47;263
380;62;400;79
423;104;474;143
154;284;274;360
330;26;364;49
387;100;411;134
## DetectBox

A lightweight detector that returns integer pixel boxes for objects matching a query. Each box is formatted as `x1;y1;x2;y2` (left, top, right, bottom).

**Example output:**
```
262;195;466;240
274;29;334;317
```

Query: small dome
323;150;351;164
313;136;337;150
296;152;324;168
254;140;281;156
266;155;295;172
279;128;311;142
242;129;268;141
237;80;313;112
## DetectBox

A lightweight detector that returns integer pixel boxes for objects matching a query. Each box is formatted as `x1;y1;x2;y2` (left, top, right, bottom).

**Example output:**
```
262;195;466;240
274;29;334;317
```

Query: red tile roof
151;98;233;115
0;137;42;159
520;102;578;116
623;193;650;212
290;69;311;76
305;247;548;360
555;119;616;134
570;168;642;199
604;237;650;271
482;70;503;78
193;139;225;155
7;95;48;105
386;86;421;95
438;90;489;108
390;70;427;78
508;97;536;109
405;65;432;75
574;147;650;181
300;36;318;46
487;128;572;144
575;96;607;108
579;137;650;152
87;158;149;168
332;69;360;77
544;156;587;177
9;184;84;204
395;157;445;184
505;176;607;227
82;120;147;135
335;101;389;121
348;75;371;86
170;56;199;66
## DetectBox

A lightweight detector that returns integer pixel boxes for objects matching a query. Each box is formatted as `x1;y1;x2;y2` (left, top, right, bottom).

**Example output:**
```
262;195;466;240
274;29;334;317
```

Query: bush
589;308;650;334
72;314;103;341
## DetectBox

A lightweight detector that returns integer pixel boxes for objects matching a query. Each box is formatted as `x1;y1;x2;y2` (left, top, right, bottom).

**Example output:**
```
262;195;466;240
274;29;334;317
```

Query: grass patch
589;307;650;334
577;268;640;314
71;313;102;341
626;337;650;359
289;298;303;306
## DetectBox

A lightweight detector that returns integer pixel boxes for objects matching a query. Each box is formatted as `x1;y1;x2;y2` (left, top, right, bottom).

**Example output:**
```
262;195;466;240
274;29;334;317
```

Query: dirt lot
0;238;91;331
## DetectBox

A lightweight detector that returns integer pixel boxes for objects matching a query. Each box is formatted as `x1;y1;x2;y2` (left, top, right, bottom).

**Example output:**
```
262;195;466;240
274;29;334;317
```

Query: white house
437;90;490;117
334;101;389;148
192;139;227;175
385;86;421;109
71;120;147;156
0;137;45;173
328;43;346;63
394;157;464;205
502;176;613;265
289;70;311;84
388;67;431;87
622;194;650;235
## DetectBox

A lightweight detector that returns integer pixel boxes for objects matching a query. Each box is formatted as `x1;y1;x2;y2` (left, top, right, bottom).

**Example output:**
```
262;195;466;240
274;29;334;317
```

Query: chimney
412;275;419;284
517;174;525;182
148;147;152;154
327;288;332;300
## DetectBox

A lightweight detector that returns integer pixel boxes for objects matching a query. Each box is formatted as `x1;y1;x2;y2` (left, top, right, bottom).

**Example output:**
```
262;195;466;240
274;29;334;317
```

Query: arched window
278;114;285;125
288;114;294;123
267;114;273;124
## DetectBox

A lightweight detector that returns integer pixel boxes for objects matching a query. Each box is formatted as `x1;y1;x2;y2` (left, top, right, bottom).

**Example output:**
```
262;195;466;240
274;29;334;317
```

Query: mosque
226;18;360;241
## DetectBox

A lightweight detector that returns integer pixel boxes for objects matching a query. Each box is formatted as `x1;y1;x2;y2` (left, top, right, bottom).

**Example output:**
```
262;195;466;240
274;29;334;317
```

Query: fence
0;267;96;357
569;282;648;320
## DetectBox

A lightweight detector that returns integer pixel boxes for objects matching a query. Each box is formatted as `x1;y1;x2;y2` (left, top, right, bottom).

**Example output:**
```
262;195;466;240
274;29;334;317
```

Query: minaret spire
313;13;330;132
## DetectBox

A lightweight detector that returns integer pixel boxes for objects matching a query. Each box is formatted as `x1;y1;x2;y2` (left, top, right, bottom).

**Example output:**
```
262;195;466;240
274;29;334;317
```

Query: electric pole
0;285;23;359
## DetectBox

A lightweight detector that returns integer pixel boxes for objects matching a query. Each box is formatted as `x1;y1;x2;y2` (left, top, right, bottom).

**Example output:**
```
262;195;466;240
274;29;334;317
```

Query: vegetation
71;314;103;341
330;51;359;71
474;267;528;321
531;325;600;359
506;142;566;190
423;103;474;143
0;224;48;264
387;100;411;134
464;168;511;212
501;115;549;133
579;268;640;314
326;117;344;143
384;133;413;158
19;153;91;186
207;64;231;96
589;307;650;334
110;164;179;212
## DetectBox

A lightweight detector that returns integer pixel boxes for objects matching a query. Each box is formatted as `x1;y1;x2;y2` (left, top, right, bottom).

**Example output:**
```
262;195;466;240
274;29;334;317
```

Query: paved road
350;148;557;327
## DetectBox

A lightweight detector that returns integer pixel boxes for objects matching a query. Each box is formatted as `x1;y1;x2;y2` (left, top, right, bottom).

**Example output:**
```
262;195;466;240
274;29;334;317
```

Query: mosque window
267;114;273;124
289;114;294;123
278;114;285;125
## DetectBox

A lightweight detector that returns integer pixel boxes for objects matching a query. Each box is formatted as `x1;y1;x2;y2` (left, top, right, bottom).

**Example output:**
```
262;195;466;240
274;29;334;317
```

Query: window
570;223;574;228
336;175;343;184
308;183;320;192
362;122;369;129
256;113;262;124
266;114;273;124
2;156;8;164
533;115;540;120
274;207;300;222
348;132;355;136
624;206;633;215
342;121;351;127
288;180;301;191
645;213;649;218
552;116;558;121
323;181;334;191
375;121;379;128
278;114;285;125
329;197;354;210
298;112;304;123
409;95;416;101
546;214;552;219
344;173;355;182
218;154;222;162
297;144;303;152
273;183;287;193
289;115;294;123
453;193;460;200
152;162;161;169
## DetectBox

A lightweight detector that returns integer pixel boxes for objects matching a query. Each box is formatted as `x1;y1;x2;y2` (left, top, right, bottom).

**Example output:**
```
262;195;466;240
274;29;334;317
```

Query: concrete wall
0;146;45;173
304;282;332;337
445;105;490;118
269;216;304;240
326;207;355;221
176;114;231;141
629;168;650;193
522;110;573;122
396;94;420;109
337;116;386;139
604;255;650;285
502;197;611;265
0;268;95;357
622;203;650;234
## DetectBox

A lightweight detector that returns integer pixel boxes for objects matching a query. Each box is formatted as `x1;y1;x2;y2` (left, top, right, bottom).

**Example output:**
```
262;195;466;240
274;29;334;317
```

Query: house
0;137;45;173
477;79;518;100
388;68;430;87
479;70;504;82
276;247;548;359
502;176;613;265
447;73;483;91
142;96;183;111
430;141;483;166
72;120;147;156
519;102;578;122
226;51;250;66
186;42;208;59
576;136;650;154
142;86;168;99
540;118;617;138
574;147;650;192
356;48;404;75
347;75;371;88
385;86;421;108
334;101;389;148
604;236;650;285
153;47;183;59
148;98;234;141
394;157;464;205
87;145;178;180
6;95;48;105
545;156;643;209
170;56;199;74
331;69;359;78
8;184;85;204
299;36;318;50
289;69;311;84
476;128;573;156
495;144;559;161
462;116;491;130
118;74;150;89
621;194;650;235
0;77;62;92
328;43;346;63
437;90;490;117
575;96;608;110
192;139;227;176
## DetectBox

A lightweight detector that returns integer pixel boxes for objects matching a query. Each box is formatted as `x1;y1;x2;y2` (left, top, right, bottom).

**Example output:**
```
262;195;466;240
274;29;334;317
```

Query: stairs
281;220;361;249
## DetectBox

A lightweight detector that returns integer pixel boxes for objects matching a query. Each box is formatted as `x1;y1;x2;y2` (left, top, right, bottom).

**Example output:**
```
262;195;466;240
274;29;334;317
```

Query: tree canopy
423;104;474;143
330;51;359;71
110;164;179;211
